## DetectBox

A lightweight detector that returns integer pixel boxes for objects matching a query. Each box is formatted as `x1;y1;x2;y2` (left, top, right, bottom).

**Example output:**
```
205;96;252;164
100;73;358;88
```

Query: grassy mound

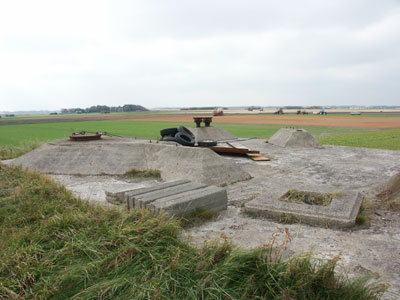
0;163;386;299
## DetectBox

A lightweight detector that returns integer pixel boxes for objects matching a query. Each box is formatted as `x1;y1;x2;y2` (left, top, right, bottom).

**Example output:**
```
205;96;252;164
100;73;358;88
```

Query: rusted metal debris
199;141;271;161
193;117;213;127
205;146;260;154
69;131;102;141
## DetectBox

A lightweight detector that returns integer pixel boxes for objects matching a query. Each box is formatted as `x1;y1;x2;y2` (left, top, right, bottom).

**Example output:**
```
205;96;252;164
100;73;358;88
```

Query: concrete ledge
190;127;236;142
7;138;251;186
245;191;362;228
106;180;227;216
106;180;189;205
268;128;323;148
148;186;227;216
133;182;207;209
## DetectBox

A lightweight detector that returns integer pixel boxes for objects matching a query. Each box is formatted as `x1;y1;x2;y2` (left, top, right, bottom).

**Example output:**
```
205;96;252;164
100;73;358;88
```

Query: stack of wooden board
200;141;271;161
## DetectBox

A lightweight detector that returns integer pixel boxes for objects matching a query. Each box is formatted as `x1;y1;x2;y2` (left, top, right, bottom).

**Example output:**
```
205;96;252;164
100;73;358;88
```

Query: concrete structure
245;191;362;227
190;126;236;142
106;179;227;216
268;128;323;148
5;138;251;186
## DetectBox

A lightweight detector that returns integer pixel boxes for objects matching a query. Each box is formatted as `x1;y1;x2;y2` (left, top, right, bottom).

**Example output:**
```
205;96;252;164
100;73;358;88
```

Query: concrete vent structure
268;128;323;149
5;138;251;186
190;126;236;142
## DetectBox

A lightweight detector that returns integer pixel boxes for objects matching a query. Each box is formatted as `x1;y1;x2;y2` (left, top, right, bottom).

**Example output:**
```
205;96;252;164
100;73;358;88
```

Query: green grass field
0;120;399;151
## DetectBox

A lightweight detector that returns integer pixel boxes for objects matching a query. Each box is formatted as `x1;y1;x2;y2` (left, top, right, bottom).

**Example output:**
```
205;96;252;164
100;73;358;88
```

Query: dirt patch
130;114;400;129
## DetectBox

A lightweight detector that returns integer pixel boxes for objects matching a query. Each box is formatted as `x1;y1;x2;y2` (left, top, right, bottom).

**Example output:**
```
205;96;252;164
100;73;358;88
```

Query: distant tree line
61;104;148;114
180;107;229;110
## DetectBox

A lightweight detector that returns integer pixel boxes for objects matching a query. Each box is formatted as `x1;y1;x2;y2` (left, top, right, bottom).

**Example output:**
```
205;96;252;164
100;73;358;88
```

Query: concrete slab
106;179;227;216
50;174;157;206
5;138;251;186
106;179;190;205
190;126;237;142
268;128;323;148
149;186;227;216
134;182;207;209
184;139;400;297
245;190;362;228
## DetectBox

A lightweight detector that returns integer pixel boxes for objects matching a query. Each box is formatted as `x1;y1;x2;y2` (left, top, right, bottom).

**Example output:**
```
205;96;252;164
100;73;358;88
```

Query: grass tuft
0;139;43;160
279;189;340;206
180;208;216;227
356;197;374;226
0;163;388;299
123;167;161;179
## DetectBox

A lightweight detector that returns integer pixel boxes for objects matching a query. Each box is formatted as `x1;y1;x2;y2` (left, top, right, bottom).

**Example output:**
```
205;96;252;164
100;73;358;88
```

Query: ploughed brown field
125;114;400;129
2;112;400;129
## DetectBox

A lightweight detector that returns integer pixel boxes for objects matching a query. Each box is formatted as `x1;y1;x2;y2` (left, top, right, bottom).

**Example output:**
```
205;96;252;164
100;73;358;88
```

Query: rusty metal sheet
205;146;260;154
69;133;102;141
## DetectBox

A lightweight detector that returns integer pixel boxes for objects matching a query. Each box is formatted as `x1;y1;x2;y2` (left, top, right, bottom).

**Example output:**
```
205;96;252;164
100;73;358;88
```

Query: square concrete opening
245;190;362;228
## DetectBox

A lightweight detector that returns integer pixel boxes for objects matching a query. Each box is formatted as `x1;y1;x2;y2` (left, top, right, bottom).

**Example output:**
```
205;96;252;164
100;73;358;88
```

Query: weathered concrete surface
129;181;206;209
149;185;227;216
190;126;237;142
107;179;190;205
50;175;159;205
185;139;400;299
268;128;323;148
9;137;400;298
5;138;251;186
245;191;362;228
107;179;227;216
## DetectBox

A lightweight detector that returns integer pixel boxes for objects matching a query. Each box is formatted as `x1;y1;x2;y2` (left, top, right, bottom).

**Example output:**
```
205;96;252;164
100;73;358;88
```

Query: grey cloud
1;0;400;110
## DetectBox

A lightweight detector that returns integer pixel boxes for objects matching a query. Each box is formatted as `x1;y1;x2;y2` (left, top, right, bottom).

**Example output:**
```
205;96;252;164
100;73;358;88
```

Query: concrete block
268;128;323;148
148;186;227;216
7;138;251;186
190;126;236;142
245;191;362;228
133;181;207;209
124;179;190;209
106;180;189;206
106;179;227;216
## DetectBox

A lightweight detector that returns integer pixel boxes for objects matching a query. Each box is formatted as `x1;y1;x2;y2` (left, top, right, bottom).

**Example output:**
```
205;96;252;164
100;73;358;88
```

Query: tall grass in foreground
0;164;387;299
0;139;43;160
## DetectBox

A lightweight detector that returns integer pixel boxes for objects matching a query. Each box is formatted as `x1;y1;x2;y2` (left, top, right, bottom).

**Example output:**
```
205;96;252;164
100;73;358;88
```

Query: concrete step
106;180;227;216
148;185;227;216
106;179;189;205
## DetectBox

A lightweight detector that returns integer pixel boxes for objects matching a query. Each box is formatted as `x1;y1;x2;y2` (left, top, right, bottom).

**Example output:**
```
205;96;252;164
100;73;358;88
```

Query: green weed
0;139;43;160
278;213;302;224
180;208;216;227
279;189;339;206
123;168;161;179
356;197;374;226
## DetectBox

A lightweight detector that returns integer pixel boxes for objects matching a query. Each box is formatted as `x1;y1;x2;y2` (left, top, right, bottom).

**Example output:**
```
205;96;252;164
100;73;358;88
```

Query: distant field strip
318;129;400;150
0;120;399;150
2;112;400;128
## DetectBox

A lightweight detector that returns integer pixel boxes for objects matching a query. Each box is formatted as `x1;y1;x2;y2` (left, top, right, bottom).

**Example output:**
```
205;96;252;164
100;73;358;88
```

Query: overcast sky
1;0;399;111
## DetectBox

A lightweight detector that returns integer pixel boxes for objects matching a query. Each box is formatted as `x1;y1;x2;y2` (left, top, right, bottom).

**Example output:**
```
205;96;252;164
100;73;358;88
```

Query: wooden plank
206;146;260;154
227;142;248;150
246;153;271;161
